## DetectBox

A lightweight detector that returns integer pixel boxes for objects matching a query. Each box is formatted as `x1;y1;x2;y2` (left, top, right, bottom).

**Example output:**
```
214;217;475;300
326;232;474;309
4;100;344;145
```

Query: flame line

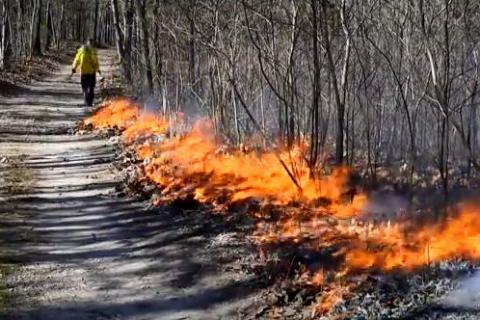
230;77;304;193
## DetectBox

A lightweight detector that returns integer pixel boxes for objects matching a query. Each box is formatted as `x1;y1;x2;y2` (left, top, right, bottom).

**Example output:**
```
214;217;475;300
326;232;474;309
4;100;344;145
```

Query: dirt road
0;50;256;320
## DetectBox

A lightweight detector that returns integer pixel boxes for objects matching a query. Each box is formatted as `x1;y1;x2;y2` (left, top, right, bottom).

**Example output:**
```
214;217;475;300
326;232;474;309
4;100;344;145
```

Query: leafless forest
2;0;480;193
5;0;480;319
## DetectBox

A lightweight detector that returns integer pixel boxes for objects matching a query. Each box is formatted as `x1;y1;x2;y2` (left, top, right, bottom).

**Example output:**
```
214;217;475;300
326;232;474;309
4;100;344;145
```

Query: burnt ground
0;50;260;320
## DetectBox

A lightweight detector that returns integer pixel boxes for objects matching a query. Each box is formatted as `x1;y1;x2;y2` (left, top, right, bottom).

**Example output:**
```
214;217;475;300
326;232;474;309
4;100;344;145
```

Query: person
71;39;101;106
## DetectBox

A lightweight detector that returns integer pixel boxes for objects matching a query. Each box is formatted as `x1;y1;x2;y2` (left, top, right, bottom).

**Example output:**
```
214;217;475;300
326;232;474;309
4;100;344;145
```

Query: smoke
181;94;203;120
142;98;162;114
362;190;410;220
441;271;480;310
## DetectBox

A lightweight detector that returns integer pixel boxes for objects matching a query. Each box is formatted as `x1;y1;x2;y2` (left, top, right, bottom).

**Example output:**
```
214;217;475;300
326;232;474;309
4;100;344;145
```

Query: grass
1;161;35;194
0;158;37;314
0;264;14;314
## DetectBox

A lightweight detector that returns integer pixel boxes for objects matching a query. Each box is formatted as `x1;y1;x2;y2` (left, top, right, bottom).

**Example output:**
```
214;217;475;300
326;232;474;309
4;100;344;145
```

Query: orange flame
136;119;365;215
84;99;480;270
86;99;364;215
345;203;480;271
84;98;480;314
311;282;353;316
123;114;169;143
85;98;139;129
85;98;171;143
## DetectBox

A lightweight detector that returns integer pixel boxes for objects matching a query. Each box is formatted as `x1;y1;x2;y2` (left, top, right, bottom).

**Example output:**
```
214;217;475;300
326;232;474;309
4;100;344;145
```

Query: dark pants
81;74;96;106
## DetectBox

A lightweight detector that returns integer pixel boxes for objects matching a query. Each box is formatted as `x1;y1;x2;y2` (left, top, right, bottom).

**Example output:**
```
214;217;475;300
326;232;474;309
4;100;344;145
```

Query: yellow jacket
72;46;99;75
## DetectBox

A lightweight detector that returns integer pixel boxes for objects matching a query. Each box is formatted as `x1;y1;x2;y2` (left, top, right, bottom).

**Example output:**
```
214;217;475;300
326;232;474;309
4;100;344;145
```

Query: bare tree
135;0;153;93
0;0;8;70
30;0;42;57
5;0;480;194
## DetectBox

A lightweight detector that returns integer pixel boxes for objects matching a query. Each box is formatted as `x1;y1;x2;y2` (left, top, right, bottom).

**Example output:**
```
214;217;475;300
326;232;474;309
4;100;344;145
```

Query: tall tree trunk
45;0;52;50
135;0;153;93
110;0;128;79
76;2;82;41
34;0;42;54
320;1;350;164
123;0;134;82
58;1;64;46
309;0;321;171
153;0;163;92
30;0;42;57
93;0;99;42
15;0;24;55
188;9;196;91
0;0;7;70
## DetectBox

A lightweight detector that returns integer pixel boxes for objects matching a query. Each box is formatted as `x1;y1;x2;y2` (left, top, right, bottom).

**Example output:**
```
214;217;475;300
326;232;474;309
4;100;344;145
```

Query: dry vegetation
4;0;480;318
78;98;480;319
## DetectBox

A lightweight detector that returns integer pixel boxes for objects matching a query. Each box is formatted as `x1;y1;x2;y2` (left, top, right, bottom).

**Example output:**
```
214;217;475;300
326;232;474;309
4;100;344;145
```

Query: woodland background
1;0;480;194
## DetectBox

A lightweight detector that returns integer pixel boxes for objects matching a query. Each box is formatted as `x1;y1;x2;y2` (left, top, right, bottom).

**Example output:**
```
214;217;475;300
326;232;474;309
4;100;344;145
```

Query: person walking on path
72;39;101;106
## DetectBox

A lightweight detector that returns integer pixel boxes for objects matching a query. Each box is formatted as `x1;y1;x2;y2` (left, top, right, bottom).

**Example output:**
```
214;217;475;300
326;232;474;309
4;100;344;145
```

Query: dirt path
0;50;256;320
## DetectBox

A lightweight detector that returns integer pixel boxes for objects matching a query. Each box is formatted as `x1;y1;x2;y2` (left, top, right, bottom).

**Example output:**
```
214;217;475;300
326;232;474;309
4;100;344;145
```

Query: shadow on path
0;49;258;320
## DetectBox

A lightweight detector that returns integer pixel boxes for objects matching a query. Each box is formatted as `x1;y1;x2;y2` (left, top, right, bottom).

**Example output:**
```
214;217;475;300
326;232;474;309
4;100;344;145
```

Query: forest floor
0;46;74;93
0;49;260;319
2;48;480;320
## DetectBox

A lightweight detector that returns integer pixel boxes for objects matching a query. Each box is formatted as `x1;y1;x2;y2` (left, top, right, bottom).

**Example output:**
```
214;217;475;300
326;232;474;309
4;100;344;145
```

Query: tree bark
309;0;321;171
319;1;350;164
30;0;42;57
188;5;196;91
111;0;129;80
152;0;163;92
93;0;99;42
0;0;7;70
123;0;134;82
45;0;53;50
135;0;153;93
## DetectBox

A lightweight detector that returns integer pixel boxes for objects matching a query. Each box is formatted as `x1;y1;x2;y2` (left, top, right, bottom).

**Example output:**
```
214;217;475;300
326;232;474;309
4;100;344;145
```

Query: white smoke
441;271;480;310
142;98;162;114
362;190;410;220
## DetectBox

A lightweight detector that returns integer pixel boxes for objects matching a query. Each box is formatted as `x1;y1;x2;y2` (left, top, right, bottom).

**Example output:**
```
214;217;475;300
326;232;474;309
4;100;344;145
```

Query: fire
311;282;353;316
258;201;480;273
85;97;171;144
84;97;480;314
85;98;139;129
137;119;365;215
86;99;364;215
123;114;169;143
84;99;480;270
345;203;480;271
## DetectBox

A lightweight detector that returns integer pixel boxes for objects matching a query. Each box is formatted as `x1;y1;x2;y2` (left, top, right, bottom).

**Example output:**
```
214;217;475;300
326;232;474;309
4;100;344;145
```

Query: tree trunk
110;0;128;79
320;1;350;164
152;0;162;92
188;10;196;90
123;0;134;82
93;0;99;42
35;0;42;54
309;0;321;171
15;0;24;55
0;0;7;70
135;0;153;93
30;0;42;57
45;0;52;50
58;1;64;41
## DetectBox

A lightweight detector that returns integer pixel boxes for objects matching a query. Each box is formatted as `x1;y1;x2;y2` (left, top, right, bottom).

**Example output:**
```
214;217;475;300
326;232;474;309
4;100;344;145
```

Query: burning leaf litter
81;97;480;318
